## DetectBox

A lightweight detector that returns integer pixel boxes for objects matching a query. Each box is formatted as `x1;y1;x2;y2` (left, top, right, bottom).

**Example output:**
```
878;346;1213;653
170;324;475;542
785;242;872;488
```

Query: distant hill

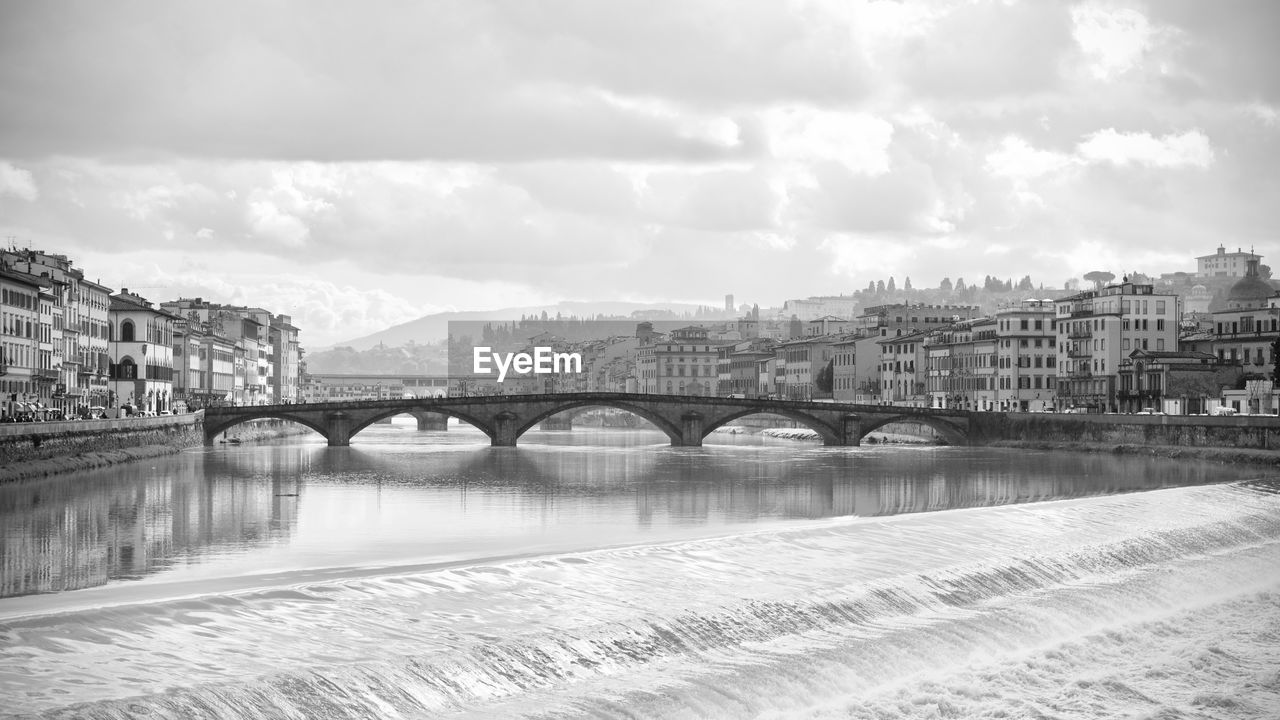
323;301;735;351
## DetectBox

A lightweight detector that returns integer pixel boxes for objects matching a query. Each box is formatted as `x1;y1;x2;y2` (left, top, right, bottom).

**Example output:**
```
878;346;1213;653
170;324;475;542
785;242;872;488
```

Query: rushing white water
3;465;1278;718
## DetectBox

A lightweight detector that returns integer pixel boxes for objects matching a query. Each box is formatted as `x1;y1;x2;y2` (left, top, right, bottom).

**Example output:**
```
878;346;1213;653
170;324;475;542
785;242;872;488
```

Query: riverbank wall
0;414;313;484
0;413;204;483
974;412;1280;450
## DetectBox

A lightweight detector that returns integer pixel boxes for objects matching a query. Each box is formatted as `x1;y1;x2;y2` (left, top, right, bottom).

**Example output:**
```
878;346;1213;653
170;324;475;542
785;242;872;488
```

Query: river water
1;421;1279;719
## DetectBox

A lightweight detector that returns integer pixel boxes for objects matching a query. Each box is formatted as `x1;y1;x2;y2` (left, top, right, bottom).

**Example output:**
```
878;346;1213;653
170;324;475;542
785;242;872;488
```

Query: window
121;320;135;342
1157;339;1165;351
1156;301;1166;314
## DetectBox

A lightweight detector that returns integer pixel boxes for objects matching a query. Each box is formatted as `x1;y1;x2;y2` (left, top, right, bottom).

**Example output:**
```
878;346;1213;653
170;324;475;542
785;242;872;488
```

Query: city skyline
2;0;1277;347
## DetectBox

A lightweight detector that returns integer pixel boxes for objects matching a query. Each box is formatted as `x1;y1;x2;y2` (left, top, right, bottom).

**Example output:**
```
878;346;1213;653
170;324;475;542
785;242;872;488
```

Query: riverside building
1055;280;1180;413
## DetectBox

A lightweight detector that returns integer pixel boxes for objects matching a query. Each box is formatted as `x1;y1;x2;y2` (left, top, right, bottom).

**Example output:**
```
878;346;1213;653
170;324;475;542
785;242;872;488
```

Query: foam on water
2;481;1278;719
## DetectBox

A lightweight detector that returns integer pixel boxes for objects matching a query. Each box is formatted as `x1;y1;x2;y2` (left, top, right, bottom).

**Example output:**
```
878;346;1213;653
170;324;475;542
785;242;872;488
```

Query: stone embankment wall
0;413;315;483
0;413;204;483
975;412;1280;450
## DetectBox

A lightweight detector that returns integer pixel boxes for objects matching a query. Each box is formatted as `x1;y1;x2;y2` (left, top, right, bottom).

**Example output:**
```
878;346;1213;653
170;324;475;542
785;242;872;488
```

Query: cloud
0;161;38;201
1071;3;1156;80
1077;128;1214;168
985;136;1074;179
0;0;1276;345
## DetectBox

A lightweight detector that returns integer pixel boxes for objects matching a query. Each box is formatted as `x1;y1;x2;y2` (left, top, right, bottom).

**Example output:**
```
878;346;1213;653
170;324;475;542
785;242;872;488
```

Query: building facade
108;290;177;414
1055;281;1180;413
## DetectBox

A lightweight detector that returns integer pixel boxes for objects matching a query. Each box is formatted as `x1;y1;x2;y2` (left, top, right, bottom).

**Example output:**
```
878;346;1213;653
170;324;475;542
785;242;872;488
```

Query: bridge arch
343;406;495;441
512;399;685;444
203;408;331;443
700;408;843;445
858;413;969;446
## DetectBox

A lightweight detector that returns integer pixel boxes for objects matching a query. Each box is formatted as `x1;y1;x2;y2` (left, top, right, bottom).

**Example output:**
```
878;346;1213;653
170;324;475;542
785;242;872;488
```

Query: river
1;420;1278;719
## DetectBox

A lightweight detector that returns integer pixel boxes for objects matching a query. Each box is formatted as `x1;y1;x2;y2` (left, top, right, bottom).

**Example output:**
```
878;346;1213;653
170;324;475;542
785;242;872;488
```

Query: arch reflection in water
0;426;1247;600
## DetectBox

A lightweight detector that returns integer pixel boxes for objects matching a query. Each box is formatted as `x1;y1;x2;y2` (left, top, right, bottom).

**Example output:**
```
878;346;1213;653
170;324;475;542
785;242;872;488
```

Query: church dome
1227;257;1274;308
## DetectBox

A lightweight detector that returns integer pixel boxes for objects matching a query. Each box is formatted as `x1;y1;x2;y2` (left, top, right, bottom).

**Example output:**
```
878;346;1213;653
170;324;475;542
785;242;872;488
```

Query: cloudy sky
1;0;1276;347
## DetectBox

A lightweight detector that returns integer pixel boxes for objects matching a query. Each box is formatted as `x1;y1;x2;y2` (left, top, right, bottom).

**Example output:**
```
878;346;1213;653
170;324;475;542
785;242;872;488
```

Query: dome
1190;284;1209;296
1227;258;1274;308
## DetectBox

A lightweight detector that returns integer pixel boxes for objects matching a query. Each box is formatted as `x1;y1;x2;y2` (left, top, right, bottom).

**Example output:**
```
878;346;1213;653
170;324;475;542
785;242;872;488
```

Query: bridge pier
326;412;354;447
677;412;704;447
492;411;519;446
413;412;449;431
828;414;861;446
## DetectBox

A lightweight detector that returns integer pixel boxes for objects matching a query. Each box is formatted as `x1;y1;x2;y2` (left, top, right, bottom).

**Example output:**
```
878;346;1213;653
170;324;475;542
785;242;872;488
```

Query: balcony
1070;308;1095;318
1067;328;1093;339
1066;346;1092;359
1069;367;1093;379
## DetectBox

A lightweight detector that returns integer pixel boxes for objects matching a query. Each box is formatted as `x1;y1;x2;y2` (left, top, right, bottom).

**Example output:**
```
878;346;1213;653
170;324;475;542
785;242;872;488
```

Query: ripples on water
1;423;1278;718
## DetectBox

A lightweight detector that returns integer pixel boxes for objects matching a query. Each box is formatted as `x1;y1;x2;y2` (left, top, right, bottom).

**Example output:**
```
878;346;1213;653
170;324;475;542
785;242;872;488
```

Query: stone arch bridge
203;393;979;447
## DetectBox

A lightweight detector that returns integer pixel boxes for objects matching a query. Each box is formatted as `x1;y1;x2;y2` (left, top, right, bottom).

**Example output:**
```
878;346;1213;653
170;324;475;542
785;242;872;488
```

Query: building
652;326;721;396
77;279;113;411
1208;255;1279;375
270;315;303;403
879;330;929;406
724;339;777;397
0;269;45;419
922;319;997;410
1117;350;1243;415
162;298;303;406
775;335;841;400
302;373;450;403
108;289;178;414
1;249;116;417
1197;244;1259;278
1055;280;1180;413
994;299;1058;412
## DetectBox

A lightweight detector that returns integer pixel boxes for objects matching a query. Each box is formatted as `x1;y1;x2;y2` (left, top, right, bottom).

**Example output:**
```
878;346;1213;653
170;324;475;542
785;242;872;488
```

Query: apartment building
650;326;722;396
994;299;1058;412
1055;280;1180;412
923;319;997;410
879;329;929;406
0;269;44;419
108;289;178;414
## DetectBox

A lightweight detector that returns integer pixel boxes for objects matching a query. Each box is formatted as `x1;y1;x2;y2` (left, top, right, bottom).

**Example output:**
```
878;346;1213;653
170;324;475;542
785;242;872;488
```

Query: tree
940;277;952;292
867;281;876;292
887;276;896;292
1261;264;1273;279
904;276;913;291
815;359;834;395
876;280;885;293
1272;337;1280;384
1084;271;1115;289
956;278;967;292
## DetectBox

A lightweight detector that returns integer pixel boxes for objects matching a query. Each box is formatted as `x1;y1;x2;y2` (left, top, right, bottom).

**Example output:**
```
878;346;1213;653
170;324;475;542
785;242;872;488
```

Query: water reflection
0;452;300;597
0;426;1251;600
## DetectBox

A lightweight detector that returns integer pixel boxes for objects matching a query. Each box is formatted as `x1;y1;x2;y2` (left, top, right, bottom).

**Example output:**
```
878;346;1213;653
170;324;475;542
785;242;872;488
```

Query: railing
1067;328;1092;339
1069;368;1093;378
1066;346;1092;359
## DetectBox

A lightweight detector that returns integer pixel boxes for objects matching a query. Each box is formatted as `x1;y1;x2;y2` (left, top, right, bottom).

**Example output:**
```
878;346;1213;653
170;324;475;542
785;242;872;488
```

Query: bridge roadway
203;393;976;447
